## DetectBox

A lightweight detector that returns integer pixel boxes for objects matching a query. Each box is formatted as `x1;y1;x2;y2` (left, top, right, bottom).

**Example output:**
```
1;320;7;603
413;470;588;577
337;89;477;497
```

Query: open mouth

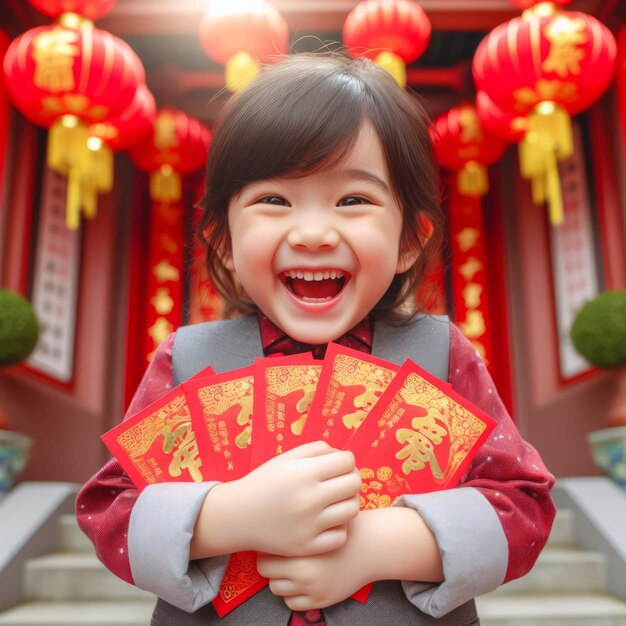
280;269;349;302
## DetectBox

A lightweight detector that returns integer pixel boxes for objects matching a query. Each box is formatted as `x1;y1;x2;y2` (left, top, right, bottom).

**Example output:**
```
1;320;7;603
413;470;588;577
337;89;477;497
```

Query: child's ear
395;248;420;274
217;244;235;271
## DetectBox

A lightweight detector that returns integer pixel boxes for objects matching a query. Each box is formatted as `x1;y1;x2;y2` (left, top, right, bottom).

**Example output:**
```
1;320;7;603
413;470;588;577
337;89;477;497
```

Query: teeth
284;270;345;281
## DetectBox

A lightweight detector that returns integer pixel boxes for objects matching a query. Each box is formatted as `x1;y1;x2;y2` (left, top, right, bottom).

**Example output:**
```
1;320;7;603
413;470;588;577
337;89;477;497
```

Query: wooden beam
97;0;608;36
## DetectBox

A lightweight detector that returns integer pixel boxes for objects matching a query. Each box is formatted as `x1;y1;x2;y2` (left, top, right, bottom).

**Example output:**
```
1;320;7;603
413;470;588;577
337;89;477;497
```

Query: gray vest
152;315;479;626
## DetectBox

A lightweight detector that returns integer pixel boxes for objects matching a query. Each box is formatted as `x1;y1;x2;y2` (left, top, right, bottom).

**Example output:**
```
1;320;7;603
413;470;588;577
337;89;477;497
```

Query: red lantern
198;0;288;92
509;0;572;9
343;0;431;87
475;90;528;144
3;24;144;126
432;104;508;196
473;10;616;117
473;8;616;224
27;0;116;21
89;84;156;152
130;109;211;202
3;22;145;228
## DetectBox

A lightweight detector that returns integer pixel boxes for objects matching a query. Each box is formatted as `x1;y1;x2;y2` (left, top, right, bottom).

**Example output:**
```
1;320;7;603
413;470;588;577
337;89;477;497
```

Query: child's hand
238;441;361;556
257;516;372;610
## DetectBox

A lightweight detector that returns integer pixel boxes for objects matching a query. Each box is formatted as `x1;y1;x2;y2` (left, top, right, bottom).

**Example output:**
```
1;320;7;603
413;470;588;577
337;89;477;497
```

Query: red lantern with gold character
432;104;507;197
27;0;116;21
473;7;616;224
3;22;145;228
343;0;431;87
130;108;211;202
198;0;288;92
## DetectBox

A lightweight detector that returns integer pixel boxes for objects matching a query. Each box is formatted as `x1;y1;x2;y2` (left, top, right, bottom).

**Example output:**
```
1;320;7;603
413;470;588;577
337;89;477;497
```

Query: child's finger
268;578;299;597
317;495;360;531
308;450;356;481
309;525;348;554
317;467;361;503
257;555;289;579
284;595;317;612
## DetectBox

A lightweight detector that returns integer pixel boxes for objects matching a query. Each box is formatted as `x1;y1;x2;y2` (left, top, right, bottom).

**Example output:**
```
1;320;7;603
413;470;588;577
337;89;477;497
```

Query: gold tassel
150;165;181;201
225;52;259;92
66;166;82;229
458;161;488;196
517;102;572;226
48;115;90;229
374;51;406;88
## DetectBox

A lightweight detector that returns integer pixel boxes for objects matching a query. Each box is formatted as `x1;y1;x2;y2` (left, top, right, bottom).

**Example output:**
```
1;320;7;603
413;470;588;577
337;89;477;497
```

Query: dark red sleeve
76;333;177;584
448;324;556;583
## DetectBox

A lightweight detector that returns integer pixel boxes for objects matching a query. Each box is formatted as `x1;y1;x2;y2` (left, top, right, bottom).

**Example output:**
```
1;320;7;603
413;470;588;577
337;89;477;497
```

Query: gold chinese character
162;423;202;482
542;16;587;78
154;112;179;150
395;412;447;479
32;28;79;92
462;283;483;309
458;106;482;144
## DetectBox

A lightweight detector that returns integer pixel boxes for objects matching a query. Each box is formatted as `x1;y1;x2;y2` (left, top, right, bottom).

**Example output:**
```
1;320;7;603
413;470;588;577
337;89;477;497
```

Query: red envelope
101;386;206;491
183;366;267;617
302;343;399;449
252;354;321;467
343;358;496;602
184;367;255;479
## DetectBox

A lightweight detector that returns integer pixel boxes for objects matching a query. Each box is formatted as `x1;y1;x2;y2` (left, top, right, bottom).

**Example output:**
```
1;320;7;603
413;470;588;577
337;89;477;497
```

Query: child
77;53;555;626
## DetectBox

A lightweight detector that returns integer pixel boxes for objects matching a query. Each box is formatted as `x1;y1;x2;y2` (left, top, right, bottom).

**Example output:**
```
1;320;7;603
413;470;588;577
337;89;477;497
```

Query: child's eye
257;195;288;206
338;195;371;206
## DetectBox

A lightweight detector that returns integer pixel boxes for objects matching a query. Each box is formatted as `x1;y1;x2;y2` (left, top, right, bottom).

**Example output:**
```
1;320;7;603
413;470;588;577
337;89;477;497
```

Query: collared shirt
258;311;372;359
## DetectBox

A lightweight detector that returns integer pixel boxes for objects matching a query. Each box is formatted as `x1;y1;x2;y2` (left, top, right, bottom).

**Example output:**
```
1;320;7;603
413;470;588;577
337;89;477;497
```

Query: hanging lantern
475;90;528;144
473;8;616;224
3;22;145;228
431;104;508;197
130;109;211;202
198;0;288;92
27;0;116;21
509;0;572;9
343;0;431;87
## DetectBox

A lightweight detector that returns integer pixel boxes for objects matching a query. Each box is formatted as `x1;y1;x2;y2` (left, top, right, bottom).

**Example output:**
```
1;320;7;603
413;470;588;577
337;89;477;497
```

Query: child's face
225;122;415;344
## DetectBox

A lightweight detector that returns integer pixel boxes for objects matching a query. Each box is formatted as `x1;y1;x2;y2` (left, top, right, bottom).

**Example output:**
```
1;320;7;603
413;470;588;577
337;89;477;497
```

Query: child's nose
286;215;340;250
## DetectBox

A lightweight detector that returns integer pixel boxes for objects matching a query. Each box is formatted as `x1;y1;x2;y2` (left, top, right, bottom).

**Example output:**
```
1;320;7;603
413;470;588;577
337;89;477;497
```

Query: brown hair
197;52;443;322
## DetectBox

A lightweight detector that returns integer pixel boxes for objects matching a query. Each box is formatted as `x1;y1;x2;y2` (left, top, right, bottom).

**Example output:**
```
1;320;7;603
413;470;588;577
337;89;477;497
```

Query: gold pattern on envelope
395;372;487;483
197;377;254;449
265;365;321;434
359;466;408;509
330;355;396;430
116;394;203;483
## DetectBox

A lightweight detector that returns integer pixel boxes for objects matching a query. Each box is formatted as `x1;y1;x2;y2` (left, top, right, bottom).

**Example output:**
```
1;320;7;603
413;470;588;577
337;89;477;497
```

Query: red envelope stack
102;343;496;617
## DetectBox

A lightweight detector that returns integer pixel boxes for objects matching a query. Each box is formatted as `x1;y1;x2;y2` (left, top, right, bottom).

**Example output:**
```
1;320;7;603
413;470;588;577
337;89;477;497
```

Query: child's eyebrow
337;168;391;195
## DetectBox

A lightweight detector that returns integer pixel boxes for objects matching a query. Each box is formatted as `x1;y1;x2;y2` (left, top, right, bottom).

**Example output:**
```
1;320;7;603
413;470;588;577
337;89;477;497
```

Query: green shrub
0;289;39;366
571;290;626;369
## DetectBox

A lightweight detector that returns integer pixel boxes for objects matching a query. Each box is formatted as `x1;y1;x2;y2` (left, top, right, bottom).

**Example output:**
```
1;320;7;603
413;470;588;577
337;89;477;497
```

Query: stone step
492;546;607;595
545;509;575;547
24;554;154;602
58;516;92;553
476;593;626;626
0;601;155;626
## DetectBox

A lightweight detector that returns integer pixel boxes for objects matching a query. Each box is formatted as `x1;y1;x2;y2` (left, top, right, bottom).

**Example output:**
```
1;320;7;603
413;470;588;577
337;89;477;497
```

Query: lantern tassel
150;165;181;202
66;166;82;230
48;115;90;230
458;161;488;196
374;51;406;88
517;102;572;226
225;52;260;92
